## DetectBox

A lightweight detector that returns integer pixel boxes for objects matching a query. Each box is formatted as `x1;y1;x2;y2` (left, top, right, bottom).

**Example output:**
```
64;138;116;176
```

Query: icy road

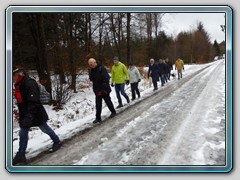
30;59;225;166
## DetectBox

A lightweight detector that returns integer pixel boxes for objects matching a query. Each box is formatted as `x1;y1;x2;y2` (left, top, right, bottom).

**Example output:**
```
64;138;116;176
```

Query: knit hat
113;56;119;61
13;66;23;74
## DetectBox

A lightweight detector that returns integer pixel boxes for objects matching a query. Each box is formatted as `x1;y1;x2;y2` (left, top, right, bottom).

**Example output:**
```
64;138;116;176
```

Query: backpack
98;66;111;81
38;83;51;104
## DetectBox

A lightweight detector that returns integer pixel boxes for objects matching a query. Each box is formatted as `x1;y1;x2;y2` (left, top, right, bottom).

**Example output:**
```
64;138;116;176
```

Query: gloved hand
111;83;114;87
125;80;130;85
138;79;141;82
21;113;34;127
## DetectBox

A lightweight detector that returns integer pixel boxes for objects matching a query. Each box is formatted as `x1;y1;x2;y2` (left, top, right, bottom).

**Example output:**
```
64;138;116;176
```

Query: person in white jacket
128;63;141;100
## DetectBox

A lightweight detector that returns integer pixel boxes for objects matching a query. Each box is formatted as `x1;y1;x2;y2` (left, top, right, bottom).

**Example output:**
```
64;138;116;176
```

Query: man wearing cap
12;67;62;165
88;58;116;124
111;56;130;108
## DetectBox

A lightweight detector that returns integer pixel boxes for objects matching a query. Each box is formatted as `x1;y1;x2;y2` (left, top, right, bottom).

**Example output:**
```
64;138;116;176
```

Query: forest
12;13;225;98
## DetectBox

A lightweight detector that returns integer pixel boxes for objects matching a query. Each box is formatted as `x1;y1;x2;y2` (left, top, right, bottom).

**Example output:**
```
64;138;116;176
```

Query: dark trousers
115;84;129;106
96;94;116;119
159;74;165;86
167;71;171;80
130;82;140;99
164;74;168;83
153;81;158;89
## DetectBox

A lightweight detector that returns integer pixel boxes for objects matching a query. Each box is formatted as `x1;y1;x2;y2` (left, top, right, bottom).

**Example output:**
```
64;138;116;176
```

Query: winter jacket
158;63;168;75
175;59;184;71
128;66;141;84
148;63;160;82
89;64;111;96
14;76;48;128
111;61;130;84
166;61;173;72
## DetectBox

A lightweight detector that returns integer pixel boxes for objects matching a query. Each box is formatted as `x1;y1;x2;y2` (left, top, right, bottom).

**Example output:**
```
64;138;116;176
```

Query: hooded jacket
128;66;141;84
14;75;48;128
175;59;184;71
111;61;130;84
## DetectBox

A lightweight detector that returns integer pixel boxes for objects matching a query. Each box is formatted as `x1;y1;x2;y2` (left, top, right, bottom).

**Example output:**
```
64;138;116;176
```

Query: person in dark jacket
148;58;159;91
165;58;173;80
12;67;62;165
162;59;169;83
88;58;116;124
158;59;168;86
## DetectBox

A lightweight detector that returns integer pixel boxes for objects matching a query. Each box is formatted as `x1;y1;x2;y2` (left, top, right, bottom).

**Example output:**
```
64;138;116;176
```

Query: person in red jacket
12;67;62;165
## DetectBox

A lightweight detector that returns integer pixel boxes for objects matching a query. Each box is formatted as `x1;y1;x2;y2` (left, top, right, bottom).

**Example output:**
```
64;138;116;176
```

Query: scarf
14;75;25;103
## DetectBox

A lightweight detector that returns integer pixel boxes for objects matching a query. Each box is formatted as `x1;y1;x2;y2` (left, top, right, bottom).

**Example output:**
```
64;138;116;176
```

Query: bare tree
27;13;52;96
127;13;131;65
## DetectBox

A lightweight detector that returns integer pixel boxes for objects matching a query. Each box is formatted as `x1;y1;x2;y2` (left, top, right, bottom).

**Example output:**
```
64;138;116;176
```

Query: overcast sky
161;13;225;43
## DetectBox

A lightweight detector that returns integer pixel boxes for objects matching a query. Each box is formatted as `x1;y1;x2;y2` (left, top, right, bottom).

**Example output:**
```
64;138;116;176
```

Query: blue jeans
164;74;168;83
115;84;129;106
18;123;60;153
160;74;165;86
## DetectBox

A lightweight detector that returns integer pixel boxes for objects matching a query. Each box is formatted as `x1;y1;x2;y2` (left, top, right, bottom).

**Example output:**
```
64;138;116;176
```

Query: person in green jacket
111;56;130;108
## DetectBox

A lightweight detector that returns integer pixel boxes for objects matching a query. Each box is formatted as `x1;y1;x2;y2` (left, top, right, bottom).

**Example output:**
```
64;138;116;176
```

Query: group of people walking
88;56;184;125
12;55;184;165
148;57;184;90
88;56;142;124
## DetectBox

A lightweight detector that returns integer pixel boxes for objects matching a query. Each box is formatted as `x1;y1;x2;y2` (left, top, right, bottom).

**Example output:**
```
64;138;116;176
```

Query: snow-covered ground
12;59;225;165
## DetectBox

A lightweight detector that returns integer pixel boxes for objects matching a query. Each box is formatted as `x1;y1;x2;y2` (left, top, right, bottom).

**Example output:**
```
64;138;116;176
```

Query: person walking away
158;59;166;87
175;57;185;80
165;58;173;80
111;56;130;108
148;58;160;91
128;63;141;100
12;67;62;165
88;58;116;124
162;59;169;83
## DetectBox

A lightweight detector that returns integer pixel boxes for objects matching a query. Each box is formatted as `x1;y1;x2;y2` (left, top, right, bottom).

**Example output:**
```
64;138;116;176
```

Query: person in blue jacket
148;58;160;91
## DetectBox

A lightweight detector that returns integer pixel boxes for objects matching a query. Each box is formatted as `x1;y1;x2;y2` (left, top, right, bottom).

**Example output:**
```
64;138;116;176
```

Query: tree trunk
53;15;66;84
146;13;153;58
68;13;77;93
110;13;121;58
126;13;131;65
98;13;103;62
27;14;52;96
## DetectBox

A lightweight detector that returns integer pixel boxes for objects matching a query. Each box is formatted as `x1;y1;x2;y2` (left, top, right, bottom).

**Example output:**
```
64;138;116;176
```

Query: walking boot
126;97;130;103
109;112;116;118
49;141;62;153
116;104;123;109
93;118;102;124
13;152;26;165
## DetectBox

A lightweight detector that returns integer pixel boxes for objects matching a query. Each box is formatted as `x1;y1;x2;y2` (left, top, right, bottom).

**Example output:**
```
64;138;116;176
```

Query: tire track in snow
157;60;225;165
